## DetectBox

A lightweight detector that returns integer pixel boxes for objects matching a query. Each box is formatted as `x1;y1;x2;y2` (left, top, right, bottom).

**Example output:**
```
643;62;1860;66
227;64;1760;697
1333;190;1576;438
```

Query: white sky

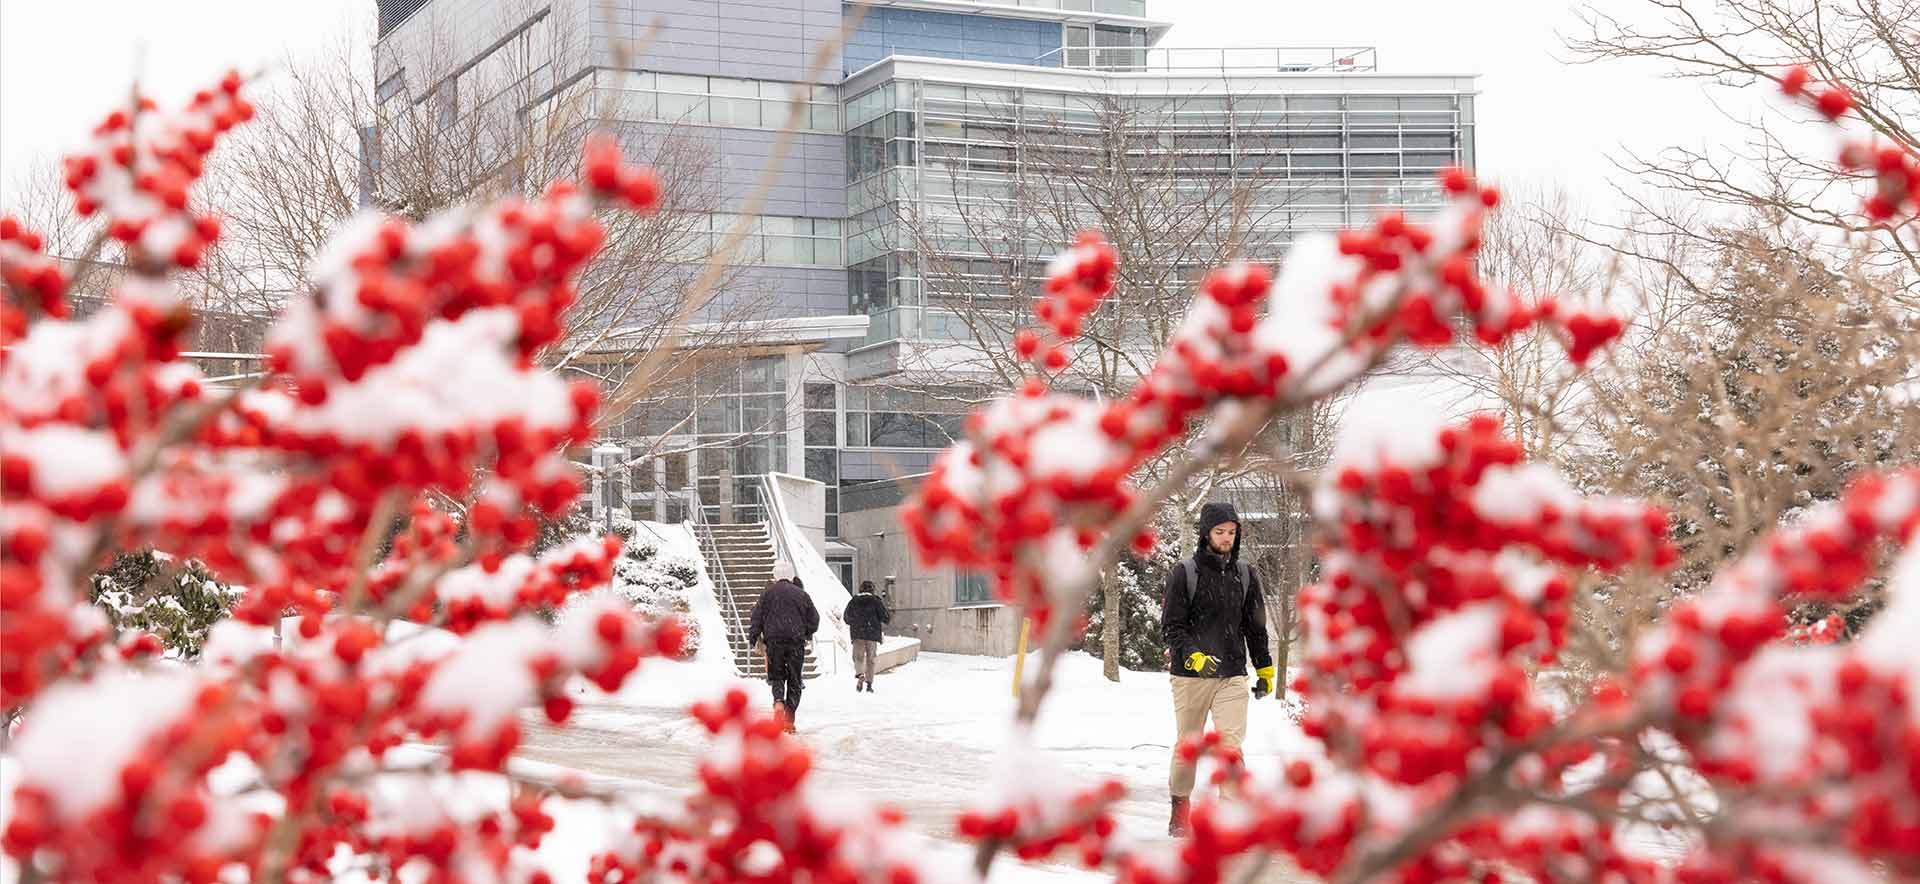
2;0;1766;216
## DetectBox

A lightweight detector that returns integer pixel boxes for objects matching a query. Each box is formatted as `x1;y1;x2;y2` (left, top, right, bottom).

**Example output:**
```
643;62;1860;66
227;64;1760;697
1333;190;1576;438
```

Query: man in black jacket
844;580;891;693
748;562;819;732
1160;502;1274;836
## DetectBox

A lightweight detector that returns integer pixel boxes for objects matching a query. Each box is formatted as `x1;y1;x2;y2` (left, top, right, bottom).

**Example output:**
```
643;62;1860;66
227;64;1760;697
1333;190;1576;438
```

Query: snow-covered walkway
521;651;1321;882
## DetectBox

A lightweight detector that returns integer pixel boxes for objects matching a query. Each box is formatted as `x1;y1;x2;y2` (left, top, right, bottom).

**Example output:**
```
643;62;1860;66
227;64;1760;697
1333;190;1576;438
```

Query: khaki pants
852;639;879;683
1169;675;1249;798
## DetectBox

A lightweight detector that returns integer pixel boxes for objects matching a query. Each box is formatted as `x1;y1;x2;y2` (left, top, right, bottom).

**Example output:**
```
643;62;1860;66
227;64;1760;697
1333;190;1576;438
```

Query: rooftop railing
1035;46;1378;75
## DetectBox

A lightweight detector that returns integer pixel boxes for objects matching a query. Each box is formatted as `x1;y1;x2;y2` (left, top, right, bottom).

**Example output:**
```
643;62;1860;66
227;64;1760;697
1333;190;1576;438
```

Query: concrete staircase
701;522;820;681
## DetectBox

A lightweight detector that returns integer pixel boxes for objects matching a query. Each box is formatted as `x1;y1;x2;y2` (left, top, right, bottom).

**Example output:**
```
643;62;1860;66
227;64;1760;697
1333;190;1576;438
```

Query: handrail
758;474;842;675
756;474;798;577
687;488;751;671
1034;45;1378;75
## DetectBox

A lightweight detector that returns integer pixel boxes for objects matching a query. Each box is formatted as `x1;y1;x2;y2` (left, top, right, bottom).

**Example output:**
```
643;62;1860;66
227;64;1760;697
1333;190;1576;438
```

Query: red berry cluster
1627;470;1920;873
1781;65;1920;223
589;687;932;884
1298;415;1673;787
1331;172;1623;364
955;732;1127;866
1014;230;1119;373
1406;810;1661;883
0;505;110;706
0;216;68;328
2;72;697;883
1785;612;1846;645
64;70;251;273
2;599;673;882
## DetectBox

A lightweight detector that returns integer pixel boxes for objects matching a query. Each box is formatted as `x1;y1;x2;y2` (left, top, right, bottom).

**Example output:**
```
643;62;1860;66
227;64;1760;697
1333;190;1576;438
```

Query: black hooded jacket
1161;502;1273;679
844;591;890;642
749;579;819;647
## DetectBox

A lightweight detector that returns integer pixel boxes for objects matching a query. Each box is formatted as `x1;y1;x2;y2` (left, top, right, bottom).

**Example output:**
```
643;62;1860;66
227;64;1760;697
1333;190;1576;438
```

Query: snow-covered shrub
1081;552;1169;672
606;528;702;661
88;550;240;657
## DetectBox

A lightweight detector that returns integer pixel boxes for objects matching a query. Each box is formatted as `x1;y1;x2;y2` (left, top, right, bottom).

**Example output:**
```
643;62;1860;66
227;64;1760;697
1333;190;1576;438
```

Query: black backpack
1178;557;1252;606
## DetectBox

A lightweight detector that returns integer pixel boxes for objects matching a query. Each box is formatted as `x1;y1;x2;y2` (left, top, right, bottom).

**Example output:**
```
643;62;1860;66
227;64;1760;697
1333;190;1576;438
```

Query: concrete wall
845;6;1062;73
840;489;1020;656
770;472;828;555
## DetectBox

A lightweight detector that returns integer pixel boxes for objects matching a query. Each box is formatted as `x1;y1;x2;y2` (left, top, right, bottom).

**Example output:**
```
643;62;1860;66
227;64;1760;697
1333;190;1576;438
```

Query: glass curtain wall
844;77;1473;346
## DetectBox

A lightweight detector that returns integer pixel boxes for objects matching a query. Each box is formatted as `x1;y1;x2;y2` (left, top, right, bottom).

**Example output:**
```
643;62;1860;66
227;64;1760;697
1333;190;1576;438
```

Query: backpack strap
1180;558;1197;606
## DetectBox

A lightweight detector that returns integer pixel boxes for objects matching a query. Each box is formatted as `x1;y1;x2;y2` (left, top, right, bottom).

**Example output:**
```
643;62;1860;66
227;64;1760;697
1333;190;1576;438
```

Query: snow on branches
0;73;688;883
588;689;938;884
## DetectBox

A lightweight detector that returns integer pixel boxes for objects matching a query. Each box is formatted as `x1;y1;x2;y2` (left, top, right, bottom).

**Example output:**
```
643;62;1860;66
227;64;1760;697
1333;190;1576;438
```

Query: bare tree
869;89;1323;679
881;90;1300;399
1403;186;1615;460
205;9;790;487
1568;0;1920;294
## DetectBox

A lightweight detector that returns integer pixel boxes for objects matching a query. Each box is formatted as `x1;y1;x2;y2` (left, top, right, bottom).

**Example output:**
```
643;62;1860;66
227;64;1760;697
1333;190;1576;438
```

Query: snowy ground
528;650;1323;883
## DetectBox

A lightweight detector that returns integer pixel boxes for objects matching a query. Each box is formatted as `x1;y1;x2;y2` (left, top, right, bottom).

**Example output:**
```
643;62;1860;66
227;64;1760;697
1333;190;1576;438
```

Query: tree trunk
1101;567;1121;682
1274;582;1295;700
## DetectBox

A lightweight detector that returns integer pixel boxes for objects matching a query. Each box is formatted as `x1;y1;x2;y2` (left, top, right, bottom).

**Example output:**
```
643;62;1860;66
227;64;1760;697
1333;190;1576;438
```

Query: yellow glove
1253;665;1276;699
1185;652;1220;677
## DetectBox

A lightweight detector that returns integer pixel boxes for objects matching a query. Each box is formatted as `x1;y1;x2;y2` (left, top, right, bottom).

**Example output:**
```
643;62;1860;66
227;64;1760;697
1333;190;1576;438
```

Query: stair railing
758;474;840;676
688;488;751;674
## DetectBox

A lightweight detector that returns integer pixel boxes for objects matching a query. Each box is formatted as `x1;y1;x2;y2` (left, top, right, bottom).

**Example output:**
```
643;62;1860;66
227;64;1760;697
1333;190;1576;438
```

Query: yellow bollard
1012;617;1032;698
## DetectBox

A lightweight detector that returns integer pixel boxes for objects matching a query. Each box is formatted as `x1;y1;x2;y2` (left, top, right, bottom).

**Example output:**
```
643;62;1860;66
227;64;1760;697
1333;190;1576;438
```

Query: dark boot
1169;796;1190;837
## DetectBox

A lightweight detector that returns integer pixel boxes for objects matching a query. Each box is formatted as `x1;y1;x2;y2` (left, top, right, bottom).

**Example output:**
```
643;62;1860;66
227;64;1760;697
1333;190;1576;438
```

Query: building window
376;70;407;104
843;385;971;449
955;571;992;606
803;382;840;537
671;215;842;267
598;70;839;133
433;81;458;131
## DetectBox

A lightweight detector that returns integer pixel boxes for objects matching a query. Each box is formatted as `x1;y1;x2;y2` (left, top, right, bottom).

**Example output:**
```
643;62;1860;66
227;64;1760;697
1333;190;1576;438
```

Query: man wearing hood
748;562;818;732
1160;502;1275;836
844;580;890;693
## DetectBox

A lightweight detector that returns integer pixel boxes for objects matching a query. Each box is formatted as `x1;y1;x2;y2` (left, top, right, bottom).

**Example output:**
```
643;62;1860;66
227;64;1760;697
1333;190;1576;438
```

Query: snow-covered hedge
602;516;702;661
88;550;240;658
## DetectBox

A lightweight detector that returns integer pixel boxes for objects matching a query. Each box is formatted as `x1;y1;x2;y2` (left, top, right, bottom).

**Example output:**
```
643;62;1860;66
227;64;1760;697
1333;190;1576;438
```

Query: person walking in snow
748;561;819;732
844;580;891;693
1160;502;1275;836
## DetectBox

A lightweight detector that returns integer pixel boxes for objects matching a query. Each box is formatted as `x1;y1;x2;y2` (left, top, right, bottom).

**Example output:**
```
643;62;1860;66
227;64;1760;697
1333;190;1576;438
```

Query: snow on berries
590;688;942;884
0;70;698;883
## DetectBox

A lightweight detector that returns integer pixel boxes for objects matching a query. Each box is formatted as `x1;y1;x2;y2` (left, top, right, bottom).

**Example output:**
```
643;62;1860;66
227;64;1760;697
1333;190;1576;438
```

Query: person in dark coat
1160;502;1274;836
843;580;891;693
748;562;819;732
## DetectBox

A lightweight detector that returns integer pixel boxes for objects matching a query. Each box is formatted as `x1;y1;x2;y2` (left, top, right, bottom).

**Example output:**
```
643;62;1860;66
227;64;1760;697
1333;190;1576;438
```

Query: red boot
1169;796;1190;837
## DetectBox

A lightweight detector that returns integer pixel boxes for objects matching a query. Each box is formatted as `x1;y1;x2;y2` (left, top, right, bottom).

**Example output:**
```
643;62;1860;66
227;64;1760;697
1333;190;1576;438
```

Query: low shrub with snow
89;549;240;657
594;517;701;660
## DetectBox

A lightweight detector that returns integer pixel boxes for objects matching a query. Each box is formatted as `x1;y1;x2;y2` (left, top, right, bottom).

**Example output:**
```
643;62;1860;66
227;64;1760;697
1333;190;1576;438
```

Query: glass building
374;0;1477;605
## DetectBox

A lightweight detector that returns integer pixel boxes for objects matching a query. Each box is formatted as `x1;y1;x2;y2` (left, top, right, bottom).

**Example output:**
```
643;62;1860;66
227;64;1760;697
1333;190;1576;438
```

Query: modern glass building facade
374;0;1477;598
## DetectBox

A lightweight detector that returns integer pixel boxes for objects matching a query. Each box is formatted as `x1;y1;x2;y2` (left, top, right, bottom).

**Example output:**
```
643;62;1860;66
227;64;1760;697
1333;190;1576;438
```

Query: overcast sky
1;0;1765;215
